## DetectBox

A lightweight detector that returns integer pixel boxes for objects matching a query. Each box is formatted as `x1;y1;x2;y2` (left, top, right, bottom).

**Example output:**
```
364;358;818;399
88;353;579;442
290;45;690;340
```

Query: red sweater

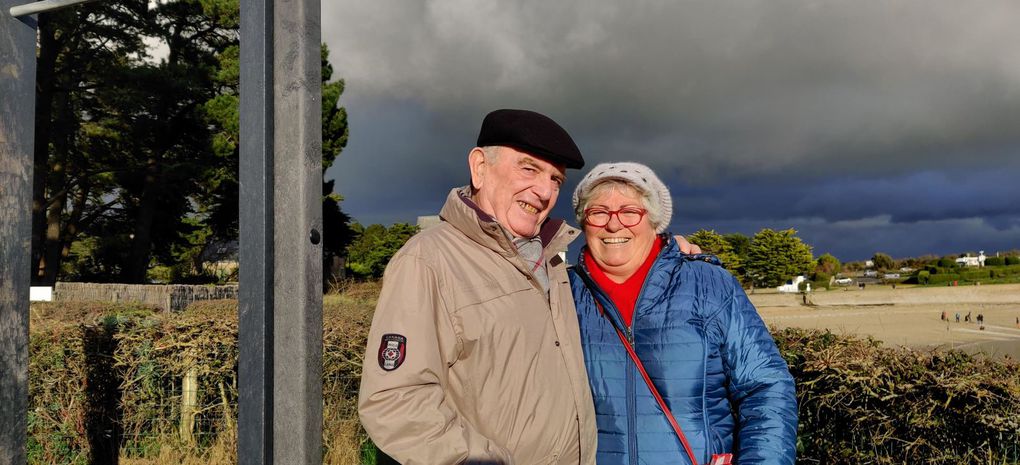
583;237;663;327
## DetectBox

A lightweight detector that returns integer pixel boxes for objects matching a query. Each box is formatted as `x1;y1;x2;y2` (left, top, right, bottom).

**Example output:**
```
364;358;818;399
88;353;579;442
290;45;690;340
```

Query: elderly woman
568;162;798;465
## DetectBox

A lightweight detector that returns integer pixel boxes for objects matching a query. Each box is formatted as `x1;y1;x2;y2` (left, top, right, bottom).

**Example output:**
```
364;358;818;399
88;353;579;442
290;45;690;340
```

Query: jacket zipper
701;334;710;465
579;238;673;465
627;360;637;465
625;240;669;465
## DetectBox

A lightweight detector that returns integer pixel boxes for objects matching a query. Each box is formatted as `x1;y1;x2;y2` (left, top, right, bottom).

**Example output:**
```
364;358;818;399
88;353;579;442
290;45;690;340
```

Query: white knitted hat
572;162;673;233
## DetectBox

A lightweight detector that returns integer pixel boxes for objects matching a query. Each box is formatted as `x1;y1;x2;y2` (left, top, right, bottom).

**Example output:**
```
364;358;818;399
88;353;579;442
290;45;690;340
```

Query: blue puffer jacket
568;235;798;465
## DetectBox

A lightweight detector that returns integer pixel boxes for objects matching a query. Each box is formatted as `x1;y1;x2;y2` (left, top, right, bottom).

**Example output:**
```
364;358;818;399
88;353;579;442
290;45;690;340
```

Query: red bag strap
592;298;701;465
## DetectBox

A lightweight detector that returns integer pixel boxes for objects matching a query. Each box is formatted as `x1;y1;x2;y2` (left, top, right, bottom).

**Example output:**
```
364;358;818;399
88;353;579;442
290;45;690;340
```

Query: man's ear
468;148;488;191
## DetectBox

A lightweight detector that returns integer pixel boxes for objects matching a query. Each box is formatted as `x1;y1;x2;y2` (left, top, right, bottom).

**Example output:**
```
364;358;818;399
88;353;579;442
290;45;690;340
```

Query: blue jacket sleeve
719;274;798;465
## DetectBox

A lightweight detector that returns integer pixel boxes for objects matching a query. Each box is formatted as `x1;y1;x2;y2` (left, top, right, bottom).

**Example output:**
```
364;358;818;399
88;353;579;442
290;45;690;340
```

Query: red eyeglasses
583;207;648;228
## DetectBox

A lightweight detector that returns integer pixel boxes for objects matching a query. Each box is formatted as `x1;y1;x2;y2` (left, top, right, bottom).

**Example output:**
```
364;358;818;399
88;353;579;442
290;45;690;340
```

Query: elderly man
359;109;697;464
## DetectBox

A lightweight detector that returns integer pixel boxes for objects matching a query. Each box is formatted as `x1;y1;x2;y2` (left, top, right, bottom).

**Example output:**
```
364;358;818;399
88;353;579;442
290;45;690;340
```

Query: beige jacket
358;187;597;465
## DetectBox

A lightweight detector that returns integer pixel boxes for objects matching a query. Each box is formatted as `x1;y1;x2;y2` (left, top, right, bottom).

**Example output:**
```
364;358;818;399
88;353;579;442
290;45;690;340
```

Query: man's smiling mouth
518;201;539;214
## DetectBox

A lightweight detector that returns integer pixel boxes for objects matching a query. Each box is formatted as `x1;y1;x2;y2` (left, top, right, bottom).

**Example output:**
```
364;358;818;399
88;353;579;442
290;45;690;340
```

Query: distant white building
955;251;986;267
777;276;810;293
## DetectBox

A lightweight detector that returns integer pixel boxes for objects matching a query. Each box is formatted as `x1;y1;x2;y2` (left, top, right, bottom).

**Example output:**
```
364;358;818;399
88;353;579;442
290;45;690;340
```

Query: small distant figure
1016;316;1019;328
977;314;984;325
891;283;896;290
965;311;972;323
941;311;947;321
955;313;961;323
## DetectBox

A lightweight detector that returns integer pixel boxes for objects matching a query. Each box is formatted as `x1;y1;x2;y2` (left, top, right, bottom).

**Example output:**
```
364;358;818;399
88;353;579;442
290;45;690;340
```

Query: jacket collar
572;234;678;331
574;233;679;272
439;186;580;258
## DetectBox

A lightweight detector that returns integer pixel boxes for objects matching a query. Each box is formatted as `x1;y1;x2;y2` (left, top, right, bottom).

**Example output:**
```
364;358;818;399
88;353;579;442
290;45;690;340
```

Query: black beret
476;109;585;169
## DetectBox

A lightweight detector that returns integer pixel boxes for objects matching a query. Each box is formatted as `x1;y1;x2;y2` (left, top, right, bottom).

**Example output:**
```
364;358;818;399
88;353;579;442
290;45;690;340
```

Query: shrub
938;257;957;268
774;328;1020;464
927;273;961;285
1006;256;1020;266
812;272;832;290
984;256;1005;267
961;269;994;281
916;270;930;285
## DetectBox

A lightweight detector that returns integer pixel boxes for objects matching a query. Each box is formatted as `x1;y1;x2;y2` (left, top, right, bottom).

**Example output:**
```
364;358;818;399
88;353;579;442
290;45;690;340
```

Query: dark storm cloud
322;0;1020;259
667;166;1020;225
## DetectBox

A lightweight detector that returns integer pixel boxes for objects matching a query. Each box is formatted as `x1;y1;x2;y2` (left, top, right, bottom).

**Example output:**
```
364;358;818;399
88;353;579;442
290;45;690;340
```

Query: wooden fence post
180;365;199;444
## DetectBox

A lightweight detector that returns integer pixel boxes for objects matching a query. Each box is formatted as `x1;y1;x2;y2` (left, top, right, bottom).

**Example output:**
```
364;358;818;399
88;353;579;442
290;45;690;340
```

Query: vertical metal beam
239;0;322;463
270;0;323;461
239;0;274;460
0;5;36;465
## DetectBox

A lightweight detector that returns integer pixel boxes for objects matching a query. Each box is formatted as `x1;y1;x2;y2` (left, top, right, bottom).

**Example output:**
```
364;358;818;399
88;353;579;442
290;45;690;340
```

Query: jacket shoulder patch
378;334;407;371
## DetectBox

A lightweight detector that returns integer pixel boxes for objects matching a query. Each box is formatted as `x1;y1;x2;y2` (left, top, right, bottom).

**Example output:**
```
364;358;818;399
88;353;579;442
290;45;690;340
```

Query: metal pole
239;0;275;459
239;0;322;463
0;4;37;465
8;0;99;18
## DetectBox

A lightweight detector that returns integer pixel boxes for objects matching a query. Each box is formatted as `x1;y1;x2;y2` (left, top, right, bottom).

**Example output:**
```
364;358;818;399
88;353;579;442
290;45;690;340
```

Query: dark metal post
239;0;322;462
238;0;274;459
0;4;36;465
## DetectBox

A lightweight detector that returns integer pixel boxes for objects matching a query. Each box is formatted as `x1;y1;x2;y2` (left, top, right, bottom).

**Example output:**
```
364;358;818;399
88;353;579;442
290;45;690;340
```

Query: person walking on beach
977;313;984;325
955;312;960;323
965;311;972;323
941;311;947;321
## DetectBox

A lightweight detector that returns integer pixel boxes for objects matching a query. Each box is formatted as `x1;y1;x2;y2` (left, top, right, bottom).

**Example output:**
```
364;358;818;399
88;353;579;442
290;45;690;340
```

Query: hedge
26;288;1020;465
27;288;378;465
777;328;1019;464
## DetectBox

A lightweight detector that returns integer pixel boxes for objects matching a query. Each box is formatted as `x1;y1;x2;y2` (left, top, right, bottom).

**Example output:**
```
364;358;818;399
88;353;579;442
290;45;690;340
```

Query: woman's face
583;184;657;280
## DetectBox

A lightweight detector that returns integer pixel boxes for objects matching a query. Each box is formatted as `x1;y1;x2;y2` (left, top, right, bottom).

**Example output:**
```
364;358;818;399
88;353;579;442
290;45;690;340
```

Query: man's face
469;146;567;238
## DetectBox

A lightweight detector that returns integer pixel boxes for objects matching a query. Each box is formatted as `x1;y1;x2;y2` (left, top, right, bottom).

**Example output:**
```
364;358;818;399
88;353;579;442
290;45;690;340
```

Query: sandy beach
752;283;1020;359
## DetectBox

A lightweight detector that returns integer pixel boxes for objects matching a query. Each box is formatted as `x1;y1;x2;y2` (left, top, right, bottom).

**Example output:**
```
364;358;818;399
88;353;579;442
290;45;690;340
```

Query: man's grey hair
470;146;502;195
574;180;663;230
480;145;501;162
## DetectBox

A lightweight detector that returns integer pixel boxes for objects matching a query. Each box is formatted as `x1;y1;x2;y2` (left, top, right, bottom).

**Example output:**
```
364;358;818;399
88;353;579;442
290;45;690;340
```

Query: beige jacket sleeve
358;253;513;465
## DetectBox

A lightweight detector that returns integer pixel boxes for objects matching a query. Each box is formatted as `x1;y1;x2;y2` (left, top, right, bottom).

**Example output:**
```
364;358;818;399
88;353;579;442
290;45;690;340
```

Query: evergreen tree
688;229;741;277
744;228;814;288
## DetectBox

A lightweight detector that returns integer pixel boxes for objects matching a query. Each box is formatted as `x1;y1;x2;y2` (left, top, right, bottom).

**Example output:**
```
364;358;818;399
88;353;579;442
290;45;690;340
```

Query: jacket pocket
449;279;538;350
452;279;533;310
